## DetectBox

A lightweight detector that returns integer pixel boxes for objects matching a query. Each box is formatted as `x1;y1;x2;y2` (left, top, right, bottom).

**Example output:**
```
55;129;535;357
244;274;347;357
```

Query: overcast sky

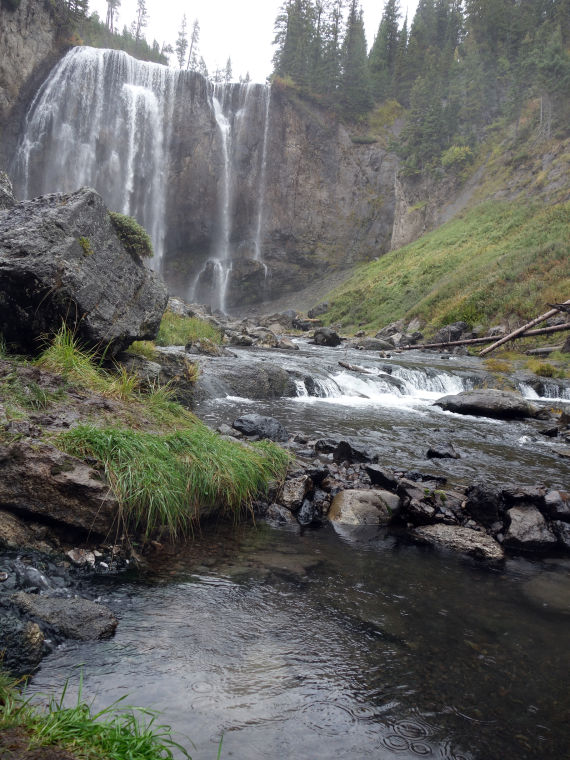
89;1;419;82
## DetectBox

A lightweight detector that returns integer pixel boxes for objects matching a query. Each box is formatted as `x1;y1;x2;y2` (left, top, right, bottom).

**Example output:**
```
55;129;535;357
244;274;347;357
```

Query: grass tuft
57;423;290;539
156;312;221;347
0;670;191;760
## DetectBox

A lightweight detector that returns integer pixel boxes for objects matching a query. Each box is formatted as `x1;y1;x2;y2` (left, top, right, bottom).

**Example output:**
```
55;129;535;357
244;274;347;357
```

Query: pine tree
186;19;200;71
340;1;372;116
224;57;233;84
175;15;188;69
133;0;148;45
369;0;401;99
105;0;121;33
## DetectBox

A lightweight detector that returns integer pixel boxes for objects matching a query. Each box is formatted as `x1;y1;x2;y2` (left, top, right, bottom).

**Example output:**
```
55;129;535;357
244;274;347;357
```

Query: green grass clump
0;372;64;411
0;670;190;759
126;340;157;360
37;327;139;400
109;212;153;259
57;423;289;538
525;358;566;378
156;311;221;347
323;200;570;333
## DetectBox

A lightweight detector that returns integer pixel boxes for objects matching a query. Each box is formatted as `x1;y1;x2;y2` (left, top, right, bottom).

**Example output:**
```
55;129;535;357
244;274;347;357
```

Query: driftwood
398;322;570;351
339;360;375;374
549;303;570;313
479;298;570;356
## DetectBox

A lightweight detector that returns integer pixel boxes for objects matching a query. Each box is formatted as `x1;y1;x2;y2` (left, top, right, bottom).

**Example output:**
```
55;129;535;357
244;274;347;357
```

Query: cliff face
0;0;65;156
162;83;398;307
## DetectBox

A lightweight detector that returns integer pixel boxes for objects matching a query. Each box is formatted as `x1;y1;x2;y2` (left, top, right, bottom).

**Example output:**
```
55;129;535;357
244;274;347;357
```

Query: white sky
89;1;418;82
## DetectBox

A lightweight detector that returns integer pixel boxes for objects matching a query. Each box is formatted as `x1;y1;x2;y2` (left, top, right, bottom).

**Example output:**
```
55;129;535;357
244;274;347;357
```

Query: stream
29;342;569;760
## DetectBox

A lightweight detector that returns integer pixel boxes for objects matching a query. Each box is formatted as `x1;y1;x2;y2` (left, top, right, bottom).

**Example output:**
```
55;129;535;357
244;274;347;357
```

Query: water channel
30;341;569;760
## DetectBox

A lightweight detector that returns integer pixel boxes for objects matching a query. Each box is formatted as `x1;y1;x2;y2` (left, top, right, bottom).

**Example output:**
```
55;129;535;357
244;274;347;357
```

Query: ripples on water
31;524;570;760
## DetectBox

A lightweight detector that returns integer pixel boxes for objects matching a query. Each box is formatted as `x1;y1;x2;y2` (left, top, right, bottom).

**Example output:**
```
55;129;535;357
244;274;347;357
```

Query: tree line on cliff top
272;0;570;174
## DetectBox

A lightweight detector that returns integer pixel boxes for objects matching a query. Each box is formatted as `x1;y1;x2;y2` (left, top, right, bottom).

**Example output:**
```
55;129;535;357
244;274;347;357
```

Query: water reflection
31;523;569;760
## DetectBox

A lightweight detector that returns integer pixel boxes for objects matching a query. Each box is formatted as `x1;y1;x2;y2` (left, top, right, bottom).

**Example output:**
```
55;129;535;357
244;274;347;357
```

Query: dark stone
544;491;570;521
464;483;503;526
308;302;329;318
364;465;399;490
11;592;117;640
297;499;318;526
0;188;168;356
551;521;570;550
348;337;393;351
501;485;546;508
404;471;448;486
313;327;342;347
426;442;460;459
264;503;296;526
432;321;470;344
434;389;542;420
232;413;289;442
315;437;376;464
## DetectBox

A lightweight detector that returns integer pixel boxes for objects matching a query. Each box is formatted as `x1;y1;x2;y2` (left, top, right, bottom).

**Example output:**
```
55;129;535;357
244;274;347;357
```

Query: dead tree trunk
479;300;570;356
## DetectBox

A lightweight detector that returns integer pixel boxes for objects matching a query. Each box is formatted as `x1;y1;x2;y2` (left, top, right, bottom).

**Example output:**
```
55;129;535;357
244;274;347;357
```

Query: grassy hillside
322;199;569;335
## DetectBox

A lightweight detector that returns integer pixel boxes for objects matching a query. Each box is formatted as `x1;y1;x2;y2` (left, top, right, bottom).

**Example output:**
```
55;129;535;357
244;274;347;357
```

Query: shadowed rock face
0;187;168;355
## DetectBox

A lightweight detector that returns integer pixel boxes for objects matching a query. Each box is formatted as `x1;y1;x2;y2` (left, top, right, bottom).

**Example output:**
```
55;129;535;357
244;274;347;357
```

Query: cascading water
13;47;179;272
190;82;272;311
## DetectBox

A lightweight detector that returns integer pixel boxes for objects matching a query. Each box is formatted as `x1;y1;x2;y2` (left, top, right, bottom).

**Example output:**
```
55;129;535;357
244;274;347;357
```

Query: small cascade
13;47;180;272
390;366;470;396
519;381;570;401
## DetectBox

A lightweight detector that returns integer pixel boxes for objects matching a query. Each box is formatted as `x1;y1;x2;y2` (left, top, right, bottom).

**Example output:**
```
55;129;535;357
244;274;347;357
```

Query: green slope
323;200;570;334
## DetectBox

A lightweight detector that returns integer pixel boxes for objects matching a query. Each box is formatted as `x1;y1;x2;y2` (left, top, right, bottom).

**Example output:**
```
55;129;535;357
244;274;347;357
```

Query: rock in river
232;413;289;441
328;489;400;525
412;524;504;561
11;592;117;640
434;389;543;420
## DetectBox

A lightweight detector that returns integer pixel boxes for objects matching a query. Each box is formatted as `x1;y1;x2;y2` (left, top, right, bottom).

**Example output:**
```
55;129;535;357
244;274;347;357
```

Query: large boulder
328;489;400;525
0;187;168;356
504;506;558;551
432;321;470;344
313;327;342;347
434;389;543;420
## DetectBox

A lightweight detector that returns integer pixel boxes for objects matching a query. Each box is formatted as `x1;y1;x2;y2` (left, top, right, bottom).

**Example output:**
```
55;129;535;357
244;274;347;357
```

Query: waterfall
190;82;272;311
254;87;271;263
13;47;179;272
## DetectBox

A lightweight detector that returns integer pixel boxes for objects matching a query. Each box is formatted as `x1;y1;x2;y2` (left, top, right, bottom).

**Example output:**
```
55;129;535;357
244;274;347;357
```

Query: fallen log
479;299;570;356
398;322;570;351
339;360;375;374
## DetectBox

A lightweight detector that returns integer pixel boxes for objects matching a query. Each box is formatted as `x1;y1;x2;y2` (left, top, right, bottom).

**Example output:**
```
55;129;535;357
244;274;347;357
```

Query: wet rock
315;437;376;464
0;188;168;356
232;413;289;442
264;503;297;526
551;521;570;550
364;465;399;490
185;337;227;356
464;483;503;526
434;389;543;420
0;440;118;535
226;331;255;346
426;442;460;459
313;327;342;347
411;524;504;561
14;564;51;591
404;471;447;486
11;592;118;640
66;548;96;567
312;488;332;515
504;506;558;551
543;491;570;521
297;499;319;527
501;485;546;508
0;510;54;553
279;476;313;512
375;321;404;339
277;337;299;350
328;489;400;525
293;317;322;331
0;614;45;674
249;328;279;348
197;361;297;401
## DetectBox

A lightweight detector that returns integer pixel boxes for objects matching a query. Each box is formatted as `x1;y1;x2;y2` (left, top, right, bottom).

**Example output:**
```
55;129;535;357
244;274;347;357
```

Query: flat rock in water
11;592;118;640
412;524;504;561
434;389;542;420
0;188;168;356
329;489;400;525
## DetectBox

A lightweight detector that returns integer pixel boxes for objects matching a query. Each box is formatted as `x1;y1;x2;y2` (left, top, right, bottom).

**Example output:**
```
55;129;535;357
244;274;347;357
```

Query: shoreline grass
0;670;190;760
